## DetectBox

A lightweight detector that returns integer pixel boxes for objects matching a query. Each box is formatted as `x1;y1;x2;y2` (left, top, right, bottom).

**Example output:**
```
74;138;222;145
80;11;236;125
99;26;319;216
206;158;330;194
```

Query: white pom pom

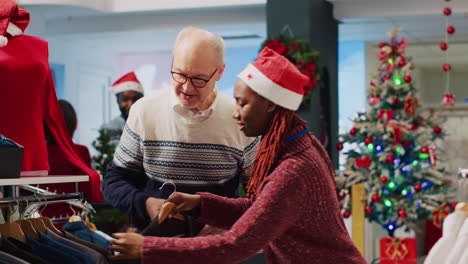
0;36;7;47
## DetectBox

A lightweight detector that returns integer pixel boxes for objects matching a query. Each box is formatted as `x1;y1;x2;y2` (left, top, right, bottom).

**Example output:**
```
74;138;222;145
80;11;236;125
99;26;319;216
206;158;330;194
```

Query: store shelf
0;175;89;186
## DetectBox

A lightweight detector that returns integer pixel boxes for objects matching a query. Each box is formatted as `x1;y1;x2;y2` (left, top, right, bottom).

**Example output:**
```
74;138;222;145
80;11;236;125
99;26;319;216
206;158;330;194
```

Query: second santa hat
109;72;144;94
238;47;310;111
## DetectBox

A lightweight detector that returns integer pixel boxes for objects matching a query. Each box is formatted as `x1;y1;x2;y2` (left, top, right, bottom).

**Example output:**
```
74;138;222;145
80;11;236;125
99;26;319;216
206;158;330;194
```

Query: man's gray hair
173;27;225;65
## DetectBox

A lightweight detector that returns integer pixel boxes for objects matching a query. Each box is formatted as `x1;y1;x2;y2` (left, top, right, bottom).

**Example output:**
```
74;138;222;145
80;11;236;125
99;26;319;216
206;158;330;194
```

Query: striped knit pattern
114;87;258;188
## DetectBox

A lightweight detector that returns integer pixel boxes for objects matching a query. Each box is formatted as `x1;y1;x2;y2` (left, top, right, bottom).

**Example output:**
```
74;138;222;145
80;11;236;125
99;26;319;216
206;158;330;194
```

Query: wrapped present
380;237;416;264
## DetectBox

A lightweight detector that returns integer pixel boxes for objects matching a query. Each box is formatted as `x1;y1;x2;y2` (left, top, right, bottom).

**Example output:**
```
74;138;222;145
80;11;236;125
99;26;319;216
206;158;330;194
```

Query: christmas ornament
429;143;437;166
442;93;456;106
434;126;442;134
414;184;422;192
439;42;448;51
447;26;455;35
393;97;399;106
403;75;412;83
442;63;452;72
350;127;357;136
380;176;389;184
355;156;372;169
399;60;407;67
365;206;373;214
450;202;458;210
443;7;452;16
365;137;373;145
372;194;380;203
421;146;429;154
343;211;351;218
398;209;407;218
369;95;381;107
432;202;450;228
337;143;344;151
386;155;395;164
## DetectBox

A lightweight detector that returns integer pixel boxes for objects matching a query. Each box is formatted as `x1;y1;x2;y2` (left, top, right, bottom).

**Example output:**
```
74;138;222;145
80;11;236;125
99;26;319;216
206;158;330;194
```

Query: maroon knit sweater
143;116;366;264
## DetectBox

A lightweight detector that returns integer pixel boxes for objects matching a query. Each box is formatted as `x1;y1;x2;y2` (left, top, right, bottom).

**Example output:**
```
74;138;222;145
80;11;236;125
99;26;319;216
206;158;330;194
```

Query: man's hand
166;192;201;218
110;233;144;260
145;197;165;220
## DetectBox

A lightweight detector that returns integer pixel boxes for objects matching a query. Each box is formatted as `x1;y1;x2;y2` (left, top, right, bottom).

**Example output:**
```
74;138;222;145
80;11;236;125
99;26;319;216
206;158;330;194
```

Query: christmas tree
336;28;453;236
92;128;116;178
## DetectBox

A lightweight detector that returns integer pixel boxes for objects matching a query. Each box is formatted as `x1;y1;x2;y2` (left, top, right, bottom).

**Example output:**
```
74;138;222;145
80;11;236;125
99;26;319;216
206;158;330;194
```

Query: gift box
380;237;416;264
0;135;24;179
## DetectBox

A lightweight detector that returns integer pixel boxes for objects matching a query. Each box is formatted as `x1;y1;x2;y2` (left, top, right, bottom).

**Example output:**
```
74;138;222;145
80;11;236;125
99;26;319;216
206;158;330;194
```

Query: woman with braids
110;47;366;264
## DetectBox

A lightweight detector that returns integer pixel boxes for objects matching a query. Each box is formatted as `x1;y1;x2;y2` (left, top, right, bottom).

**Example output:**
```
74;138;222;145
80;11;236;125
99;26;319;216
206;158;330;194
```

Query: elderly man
103;27;258;231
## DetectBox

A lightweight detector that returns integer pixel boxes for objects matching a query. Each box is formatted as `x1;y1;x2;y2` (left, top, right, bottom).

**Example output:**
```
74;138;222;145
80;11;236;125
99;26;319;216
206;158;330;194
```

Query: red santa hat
109;72;144;94
238;47;310;111
0;0;30;47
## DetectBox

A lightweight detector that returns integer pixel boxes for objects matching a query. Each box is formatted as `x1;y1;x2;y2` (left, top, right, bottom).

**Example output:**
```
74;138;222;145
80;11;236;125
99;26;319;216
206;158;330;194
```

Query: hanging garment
0;0;102;202
2;237;47;264
0;250;28;264
425;211;466;264
46;229;108;264
62;221;112;252
63;231;110;257
26;235;81;264
38;231;94;264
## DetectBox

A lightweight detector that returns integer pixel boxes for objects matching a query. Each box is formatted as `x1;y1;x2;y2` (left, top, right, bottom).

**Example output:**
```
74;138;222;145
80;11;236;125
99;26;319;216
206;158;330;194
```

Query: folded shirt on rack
0;250;29;264
2;237;47;264
27;234;82;264
46;228;108;264
62;221;112;253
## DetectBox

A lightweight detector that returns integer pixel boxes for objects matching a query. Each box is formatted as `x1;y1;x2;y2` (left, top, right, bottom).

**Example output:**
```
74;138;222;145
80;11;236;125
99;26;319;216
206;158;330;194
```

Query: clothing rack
0;192;84;206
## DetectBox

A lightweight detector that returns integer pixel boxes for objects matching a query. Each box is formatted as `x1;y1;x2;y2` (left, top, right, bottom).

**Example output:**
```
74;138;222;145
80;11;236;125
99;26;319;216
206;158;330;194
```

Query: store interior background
18;0;468;261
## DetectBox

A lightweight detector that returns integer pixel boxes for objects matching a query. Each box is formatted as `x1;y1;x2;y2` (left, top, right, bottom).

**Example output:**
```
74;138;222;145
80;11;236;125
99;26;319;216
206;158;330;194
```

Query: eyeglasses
171;62;219;88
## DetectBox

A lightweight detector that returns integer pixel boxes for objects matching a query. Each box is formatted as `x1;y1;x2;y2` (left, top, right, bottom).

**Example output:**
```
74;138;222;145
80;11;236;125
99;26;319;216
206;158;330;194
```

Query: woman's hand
166;192;201;218
110;233;144;260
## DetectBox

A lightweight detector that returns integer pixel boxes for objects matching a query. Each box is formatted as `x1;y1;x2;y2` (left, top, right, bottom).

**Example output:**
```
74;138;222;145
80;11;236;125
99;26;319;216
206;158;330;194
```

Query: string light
384;199;393;207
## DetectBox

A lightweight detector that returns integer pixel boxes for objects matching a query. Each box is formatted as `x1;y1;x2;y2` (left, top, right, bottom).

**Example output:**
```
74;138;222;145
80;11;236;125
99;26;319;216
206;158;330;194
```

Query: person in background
110;47;366;264
102;27;258;232
101;71;144;146
39;99;93;221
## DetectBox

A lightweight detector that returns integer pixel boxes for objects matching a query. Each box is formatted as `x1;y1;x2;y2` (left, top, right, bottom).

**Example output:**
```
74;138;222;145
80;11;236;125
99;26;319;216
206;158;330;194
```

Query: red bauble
443;7;452;16
440;42;448;51
403;140;411;148
393;97;399;106
386;155;395;164
442;93;456;107
434;126;442;134
451;202;458;210
378;42;387;48
421;146;429;154
350;128;357;136
404;75;412;83
370;81;376;86
399;60;407;67
365;206;373;214
371;194;380;203
364;137;373;145
447;26;456;35
398;209;407;218
369;95;381;107
414;184;422;192
337;143;344;151
343;211;351;218
443;63;452;72
380;176;389;184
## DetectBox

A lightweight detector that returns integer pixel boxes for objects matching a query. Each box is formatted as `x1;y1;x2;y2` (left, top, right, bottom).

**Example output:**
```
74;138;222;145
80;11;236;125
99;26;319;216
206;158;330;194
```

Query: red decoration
403;75;412;83
369;95;381;107
399;60;406;67
443;63;452;72
404;97;418;116
380;237;416;264
380;176;389;184
443;7;452;16
432;203;450;228
372;194;380;203
398;209;407;218
378;109;394;120
421;146;429;154
337;143;344;151
370;81;376;86
350;127;357;136
439;42;448;51
365;206;373;214
393;97;399;106
343;211;351;218
364;137;373;145
450;202;458;210
386;155;395;164
442;93;456;107
414;184;422;192
447;26;456;35
434;126;442;134
403;140;411;148
355;156;372;169
378;42;387;48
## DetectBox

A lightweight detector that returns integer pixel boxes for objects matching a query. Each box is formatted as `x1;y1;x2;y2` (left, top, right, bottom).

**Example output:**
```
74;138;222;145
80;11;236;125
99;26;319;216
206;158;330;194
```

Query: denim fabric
2;237;48;264
62;221;112;252
27;235;81;264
